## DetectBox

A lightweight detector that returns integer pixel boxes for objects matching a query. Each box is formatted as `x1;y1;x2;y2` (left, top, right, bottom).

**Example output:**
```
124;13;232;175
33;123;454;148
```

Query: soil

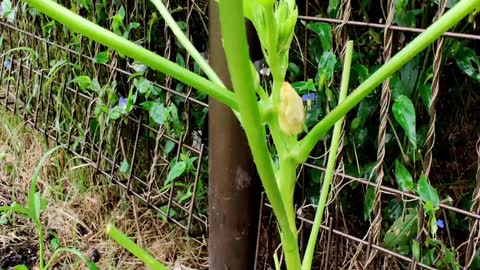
0;241;38;269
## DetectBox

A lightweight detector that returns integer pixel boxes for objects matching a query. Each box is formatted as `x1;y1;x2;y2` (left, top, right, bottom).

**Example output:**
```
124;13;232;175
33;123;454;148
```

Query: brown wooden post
208;1;261;269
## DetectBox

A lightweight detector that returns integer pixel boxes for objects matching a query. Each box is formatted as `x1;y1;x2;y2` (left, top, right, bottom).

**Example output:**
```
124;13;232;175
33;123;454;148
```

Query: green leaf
0;202;29;216
416;175;440;208
50;237;60;251
164;140;175;155
134;78;152;94
149;103;165;125
71;76;92;93
327;0;340;14
394;160;414;192
13;265;28;270
419;84;432;111
34;192;42;219
175;53;186;68
48;247;99;270
411;239;420;261
108;106;124;120
93;51;110;64
168;104;182;136
288;62;300;79
140;101;155;111
291;79;316;95
166;161;186;183
356;98;377;126
383;208;418;249
352;64;369;84
306;22;331;51
399;57;420;98
317;51;337;81
363;186;375;221
1;0;12;18
28;146;62;222
112;6;126;36
392;95;416;148
456;47;480;81
119;159;129;174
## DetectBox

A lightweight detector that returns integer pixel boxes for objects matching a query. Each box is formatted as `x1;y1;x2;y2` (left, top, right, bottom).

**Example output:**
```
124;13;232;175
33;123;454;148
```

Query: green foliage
392;95;417;148
383;208;418;252
417;175;440;209
394;160;414;192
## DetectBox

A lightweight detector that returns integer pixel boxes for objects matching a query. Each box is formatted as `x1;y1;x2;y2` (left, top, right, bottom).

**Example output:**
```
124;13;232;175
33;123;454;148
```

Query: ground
0;108;207;269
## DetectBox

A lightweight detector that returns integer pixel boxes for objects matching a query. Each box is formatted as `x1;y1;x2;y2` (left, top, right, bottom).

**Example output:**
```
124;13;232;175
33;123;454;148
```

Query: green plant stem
149;0;224;87
301;41;353;270
294;0;480;163
24;0;237;111
45;247;98;270
106;224;169;270
35;220;45;269
217;0;301;269
279;157;298;235
28;146;62;269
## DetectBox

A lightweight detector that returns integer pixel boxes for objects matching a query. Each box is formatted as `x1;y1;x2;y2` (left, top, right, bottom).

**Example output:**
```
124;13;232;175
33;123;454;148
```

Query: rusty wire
364;0;396;268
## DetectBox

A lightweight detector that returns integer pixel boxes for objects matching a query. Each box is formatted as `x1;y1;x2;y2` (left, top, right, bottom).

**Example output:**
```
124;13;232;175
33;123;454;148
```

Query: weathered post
208;1;261;269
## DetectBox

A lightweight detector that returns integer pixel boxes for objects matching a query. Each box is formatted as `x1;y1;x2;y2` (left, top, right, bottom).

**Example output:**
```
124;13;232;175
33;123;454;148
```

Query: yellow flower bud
278;82;305;136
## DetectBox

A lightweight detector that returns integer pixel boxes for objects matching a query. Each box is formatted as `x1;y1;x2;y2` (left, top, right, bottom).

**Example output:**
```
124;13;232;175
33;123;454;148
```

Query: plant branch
24;0;238;111
294;0;480;163
107;224;169;270
301;41;353;270
149;0;225;87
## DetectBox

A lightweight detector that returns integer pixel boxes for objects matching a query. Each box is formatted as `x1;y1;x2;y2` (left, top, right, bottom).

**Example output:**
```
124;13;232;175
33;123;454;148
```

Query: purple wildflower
4;61;11;69
436;219;445;229
302;93;316;102
0;6;4;16
119;97;127;108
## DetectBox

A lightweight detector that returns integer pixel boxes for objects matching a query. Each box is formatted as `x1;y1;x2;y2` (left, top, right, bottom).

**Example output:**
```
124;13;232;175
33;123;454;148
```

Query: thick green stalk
217;0;301;269
24;0;237;111
279;157;298;235
294;0;480;163
301;41;353;270
149;0;224;87
107;224;169;270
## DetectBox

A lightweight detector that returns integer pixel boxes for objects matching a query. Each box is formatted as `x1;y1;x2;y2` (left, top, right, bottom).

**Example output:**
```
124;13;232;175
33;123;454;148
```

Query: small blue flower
119;97;127;108
4;61;11;69
0;6;4;17
302;93;316;102
436;219;445;229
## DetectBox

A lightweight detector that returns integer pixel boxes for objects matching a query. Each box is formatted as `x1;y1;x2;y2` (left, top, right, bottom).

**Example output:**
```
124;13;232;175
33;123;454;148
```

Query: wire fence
0;0;209;239
1;0;479;269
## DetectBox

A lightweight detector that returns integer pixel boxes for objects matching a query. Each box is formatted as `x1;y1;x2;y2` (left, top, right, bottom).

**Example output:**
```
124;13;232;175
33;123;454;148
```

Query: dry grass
0;108;207;269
